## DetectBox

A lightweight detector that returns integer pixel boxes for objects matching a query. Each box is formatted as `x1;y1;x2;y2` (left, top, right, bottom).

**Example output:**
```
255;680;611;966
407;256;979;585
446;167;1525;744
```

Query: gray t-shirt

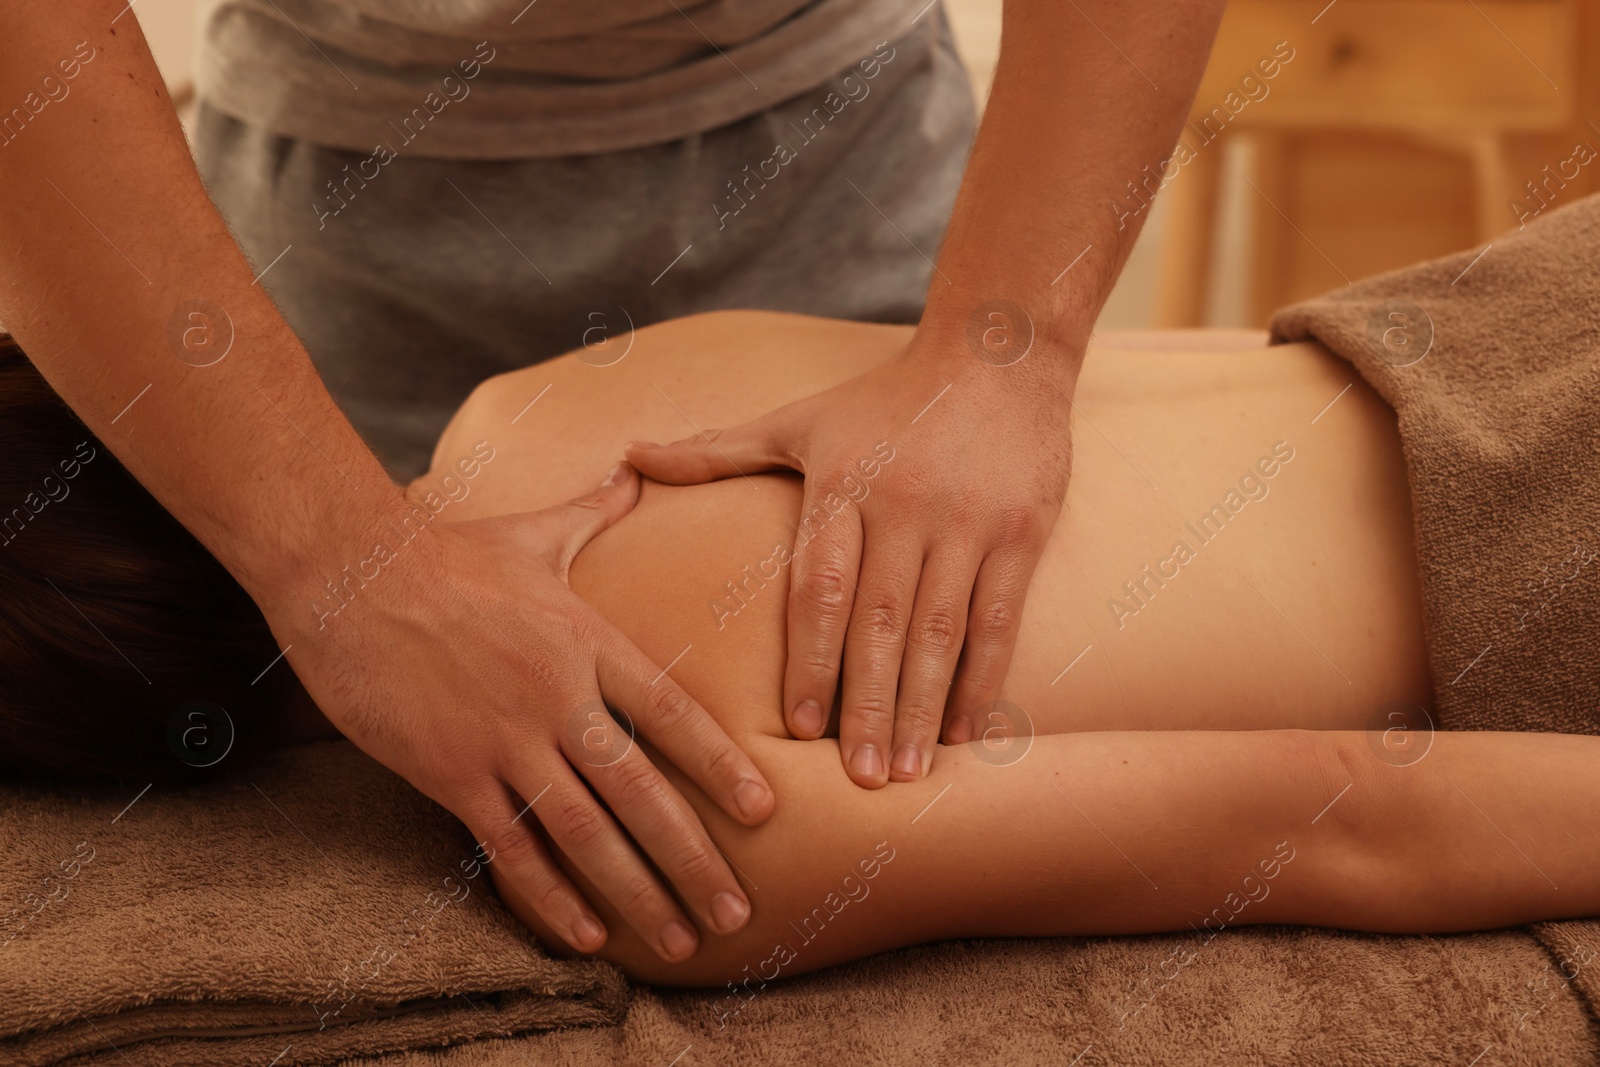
194;0;930;159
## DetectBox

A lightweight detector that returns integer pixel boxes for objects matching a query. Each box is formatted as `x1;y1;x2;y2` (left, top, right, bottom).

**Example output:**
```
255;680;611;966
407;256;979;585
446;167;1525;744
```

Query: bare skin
1;0;1233;963
384;311;1600;987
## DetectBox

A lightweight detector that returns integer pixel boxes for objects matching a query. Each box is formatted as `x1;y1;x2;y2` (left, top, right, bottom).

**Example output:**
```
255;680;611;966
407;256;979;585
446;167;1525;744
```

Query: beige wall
131;0;198;89
941;0;1170;329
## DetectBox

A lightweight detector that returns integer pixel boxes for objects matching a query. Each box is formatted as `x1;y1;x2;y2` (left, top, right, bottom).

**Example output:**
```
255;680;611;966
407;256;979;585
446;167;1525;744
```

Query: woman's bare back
426;309;1433;743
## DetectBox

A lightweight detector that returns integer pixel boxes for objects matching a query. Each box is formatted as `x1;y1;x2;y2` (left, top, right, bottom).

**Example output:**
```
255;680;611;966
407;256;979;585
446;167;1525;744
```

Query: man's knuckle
619;874;664;916
910;607;961;653
554;800;607;849
855;598;908;640
490;823;540;866
956;666;999;702
849;699;895;736
894;473;937;510
534;881;574;919
971;596;1020;641
895;701;942;737
646;683;697;729
703;741;742;782
797;649;840;678
793;566;853;614
610;757;662;807
670;839;721;883
993;504;1044;544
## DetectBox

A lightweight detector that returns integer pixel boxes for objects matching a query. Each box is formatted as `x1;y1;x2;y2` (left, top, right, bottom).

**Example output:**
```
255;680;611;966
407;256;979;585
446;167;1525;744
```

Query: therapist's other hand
282;462;773;961
625;328;1073;788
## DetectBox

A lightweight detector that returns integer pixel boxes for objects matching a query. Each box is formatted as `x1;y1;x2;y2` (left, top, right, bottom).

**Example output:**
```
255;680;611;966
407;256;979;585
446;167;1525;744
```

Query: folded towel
420;926;1599;1066
0;740;626;1067
1270;191;1600;1024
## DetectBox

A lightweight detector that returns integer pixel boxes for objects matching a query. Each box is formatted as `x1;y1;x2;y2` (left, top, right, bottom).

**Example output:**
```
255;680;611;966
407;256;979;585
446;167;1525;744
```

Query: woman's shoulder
418;309;909;499
626;309;911;370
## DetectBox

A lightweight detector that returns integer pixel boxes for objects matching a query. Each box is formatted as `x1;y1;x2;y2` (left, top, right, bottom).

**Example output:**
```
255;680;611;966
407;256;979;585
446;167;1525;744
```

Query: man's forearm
924;0;1227;374
0;2;402;614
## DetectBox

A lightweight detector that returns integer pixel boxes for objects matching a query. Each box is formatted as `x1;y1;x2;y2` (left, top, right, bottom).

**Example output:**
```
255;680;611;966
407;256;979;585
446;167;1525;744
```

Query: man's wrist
229;482;421;631
913;299;1088;399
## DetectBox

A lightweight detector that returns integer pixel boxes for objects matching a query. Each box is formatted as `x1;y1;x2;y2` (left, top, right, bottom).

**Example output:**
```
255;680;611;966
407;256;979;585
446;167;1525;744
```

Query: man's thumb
541;461;640;576
625;415;793;486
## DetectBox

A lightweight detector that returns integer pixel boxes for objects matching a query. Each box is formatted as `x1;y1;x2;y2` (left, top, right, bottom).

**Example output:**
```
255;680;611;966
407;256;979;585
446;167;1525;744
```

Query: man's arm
928;0;1229;353
0;1;774;961
629;0;1229;787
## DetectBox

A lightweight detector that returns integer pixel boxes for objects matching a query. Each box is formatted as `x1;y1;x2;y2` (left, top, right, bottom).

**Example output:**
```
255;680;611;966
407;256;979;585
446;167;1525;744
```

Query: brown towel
9;206;1600;1066
1270;191;1600;1026
0;740;625;1067
1269;193;1600;734
352;927;1599;1066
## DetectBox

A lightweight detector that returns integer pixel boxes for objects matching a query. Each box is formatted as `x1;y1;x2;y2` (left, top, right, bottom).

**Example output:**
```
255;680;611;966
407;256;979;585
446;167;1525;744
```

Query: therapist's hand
626;326;1074;787
281;462;774;961
621;0;1230;787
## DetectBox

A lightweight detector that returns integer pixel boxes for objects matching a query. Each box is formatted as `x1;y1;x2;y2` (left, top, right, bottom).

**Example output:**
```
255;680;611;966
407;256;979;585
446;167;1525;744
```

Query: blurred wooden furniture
1158;0;1598;326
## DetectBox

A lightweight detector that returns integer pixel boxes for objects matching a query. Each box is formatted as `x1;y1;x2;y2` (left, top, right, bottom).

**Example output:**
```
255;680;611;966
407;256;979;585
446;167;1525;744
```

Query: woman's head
0;335;283;782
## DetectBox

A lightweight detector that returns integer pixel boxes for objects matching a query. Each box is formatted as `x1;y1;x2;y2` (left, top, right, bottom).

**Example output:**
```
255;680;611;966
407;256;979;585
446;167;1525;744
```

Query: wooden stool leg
1246;131;1291;328
1467;134;1517;241
1155;141;1222;328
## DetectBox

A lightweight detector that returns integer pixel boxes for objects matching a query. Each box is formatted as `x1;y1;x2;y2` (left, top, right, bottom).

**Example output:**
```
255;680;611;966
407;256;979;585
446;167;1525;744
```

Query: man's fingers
537;460;642;577
473;791;608;955
838;532;922;788
515;763;701;962
625;410;796;485
568;733;752;938
889;546;976;782
596;640;775;827
945;547;1037;742
783;482;863;740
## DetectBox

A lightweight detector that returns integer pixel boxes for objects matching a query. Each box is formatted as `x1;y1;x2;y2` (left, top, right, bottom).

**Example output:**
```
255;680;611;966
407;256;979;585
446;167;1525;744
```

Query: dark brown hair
0;335;283;782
